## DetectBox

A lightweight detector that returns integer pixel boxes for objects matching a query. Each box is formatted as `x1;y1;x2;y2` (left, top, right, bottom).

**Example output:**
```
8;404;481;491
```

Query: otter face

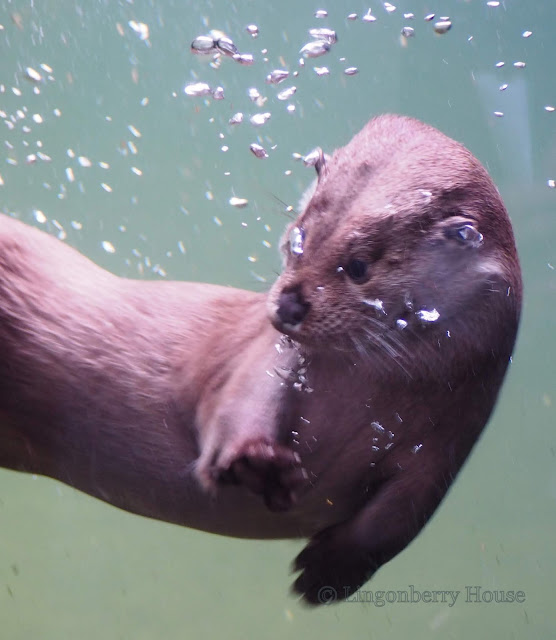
267;115;520;363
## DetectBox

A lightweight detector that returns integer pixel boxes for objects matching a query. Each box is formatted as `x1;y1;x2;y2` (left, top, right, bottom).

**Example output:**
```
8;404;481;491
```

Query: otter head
268;115;521;370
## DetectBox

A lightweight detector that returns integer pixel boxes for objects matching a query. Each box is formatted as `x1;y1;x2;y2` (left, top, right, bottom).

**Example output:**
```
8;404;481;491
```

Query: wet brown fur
0;115;521;604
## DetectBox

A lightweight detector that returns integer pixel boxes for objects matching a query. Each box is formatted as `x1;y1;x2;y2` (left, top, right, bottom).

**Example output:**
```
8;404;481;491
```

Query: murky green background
1;0;554;637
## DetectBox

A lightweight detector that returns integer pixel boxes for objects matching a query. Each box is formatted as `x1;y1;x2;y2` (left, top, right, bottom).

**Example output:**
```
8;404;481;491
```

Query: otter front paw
220;439;306;511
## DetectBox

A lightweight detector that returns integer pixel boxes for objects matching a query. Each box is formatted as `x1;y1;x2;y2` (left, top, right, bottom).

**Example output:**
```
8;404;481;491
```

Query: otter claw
218;439;305;512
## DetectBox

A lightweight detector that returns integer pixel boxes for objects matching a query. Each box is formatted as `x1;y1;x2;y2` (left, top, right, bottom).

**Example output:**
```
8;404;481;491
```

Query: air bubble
434;20;452;34
229;197;248;208
184;82;212;97
300;40;331;58
250;143;268;159
266;69;289;84
277;86;297;100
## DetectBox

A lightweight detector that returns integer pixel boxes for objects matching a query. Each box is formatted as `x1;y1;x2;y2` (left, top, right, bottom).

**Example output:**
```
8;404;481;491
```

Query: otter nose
276;288;310;327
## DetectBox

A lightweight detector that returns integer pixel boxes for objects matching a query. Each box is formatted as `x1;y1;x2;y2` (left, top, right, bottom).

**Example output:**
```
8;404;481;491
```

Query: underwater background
1;0;555;637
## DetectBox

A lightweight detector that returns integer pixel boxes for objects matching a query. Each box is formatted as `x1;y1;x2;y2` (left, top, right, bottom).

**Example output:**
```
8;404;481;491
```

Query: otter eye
447;223;484;248
345;258;369;283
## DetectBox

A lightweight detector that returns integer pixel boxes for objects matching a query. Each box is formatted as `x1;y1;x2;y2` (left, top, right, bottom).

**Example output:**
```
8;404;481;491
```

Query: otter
0;115;521;605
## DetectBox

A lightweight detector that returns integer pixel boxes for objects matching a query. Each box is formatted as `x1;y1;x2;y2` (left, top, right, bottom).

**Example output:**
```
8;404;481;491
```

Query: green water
1;0;555;637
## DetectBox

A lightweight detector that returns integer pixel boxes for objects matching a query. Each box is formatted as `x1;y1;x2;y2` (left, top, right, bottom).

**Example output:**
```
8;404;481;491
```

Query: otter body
0;115;521;603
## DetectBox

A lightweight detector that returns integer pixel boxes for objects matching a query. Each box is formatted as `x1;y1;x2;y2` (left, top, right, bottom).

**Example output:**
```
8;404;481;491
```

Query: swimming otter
0;115;521;604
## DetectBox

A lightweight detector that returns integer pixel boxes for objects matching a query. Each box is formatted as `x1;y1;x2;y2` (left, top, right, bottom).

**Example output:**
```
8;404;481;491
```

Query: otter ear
298;148;331;213
315;149;329;181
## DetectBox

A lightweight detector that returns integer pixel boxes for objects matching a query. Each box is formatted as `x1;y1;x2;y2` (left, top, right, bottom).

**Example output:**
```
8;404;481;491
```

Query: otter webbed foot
292;467;447;605
292;519;380;605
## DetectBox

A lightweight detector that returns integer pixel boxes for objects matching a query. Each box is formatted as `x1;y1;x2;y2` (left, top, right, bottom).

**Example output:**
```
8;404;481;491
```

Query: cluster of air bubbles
300;26;338;60
369;421;395;453
190;30;254;66
184;81;225;99
183;6;460;180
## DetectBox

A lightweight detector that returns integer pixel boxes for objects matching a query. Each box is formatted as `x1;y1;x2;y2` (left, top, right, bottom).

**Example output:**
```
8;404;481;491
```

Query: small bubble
65;167;75;183
416;308;440;323
487;1;500;6
383;2;396;13
290;226;305;256
233;53;254;65
24;67;42;83
309;28;337;44
513;61;526;68
128;20;149;41
247;87;262;102
411;444;423;454
190;35;216;55
347;13;358;20
250;112;271;126
102;240;116;253
266;69;289;84
401;26;415;37
344;67;358;75
365;298;386;314
300;40;331;58
544;105;555;112
495;61;505;68
250;143;268;159
314;9;328;18
499;83;508;91
184;82;212;97
548;179;555;188
229;196;249;208
277;86;296;100
246;24;259;37
493;111;504;117
314;66;330;76
52;220;66;240
211;86;224;100
229;112;244;125
32;113;43;124
424;13;435;21
522;30;532;38
33;209;47;223
101;183;112;193
215;36;239;57
433;20;452;34
371;421;385;434
362;9;377;22
128;124;141;138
